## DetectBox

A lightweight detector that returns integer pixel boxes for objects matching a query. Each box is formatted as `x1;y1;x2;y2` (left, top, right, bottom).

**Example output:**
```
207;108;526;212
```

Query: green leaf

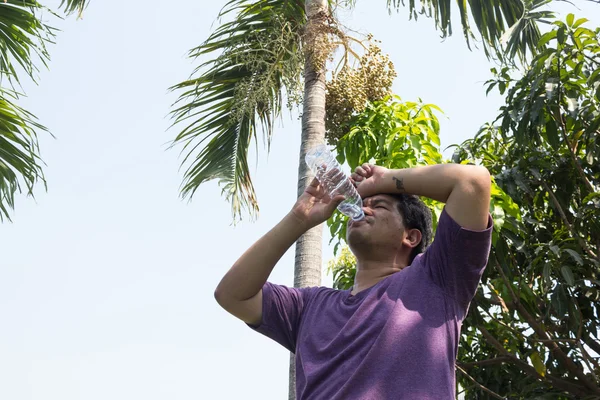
486;82;497;96
543;263;552;282
499;81;507;94
545;119;560;150
563;249;583;266
583;192;600;205
573;18;589;29
566;13;574;28
530;351;546;377
409;134;422;154
551;284;568;317
588;68;600;85
560;265;575;286
537;30;556;48
587;150;595;166
492;204;505;231
557;27;566;45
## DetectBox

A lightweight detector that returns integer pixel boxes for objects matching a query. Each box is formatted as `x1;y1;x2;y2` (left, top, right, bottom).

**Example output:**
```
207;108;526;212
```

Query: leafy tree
330;14;600;399
0;0;90;221
453;14;600;399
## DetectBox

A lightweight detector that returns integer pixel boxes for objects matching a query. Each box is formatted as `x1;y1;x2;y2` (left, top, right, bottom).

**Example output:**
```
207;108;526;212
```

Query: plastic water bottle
305;144;365;221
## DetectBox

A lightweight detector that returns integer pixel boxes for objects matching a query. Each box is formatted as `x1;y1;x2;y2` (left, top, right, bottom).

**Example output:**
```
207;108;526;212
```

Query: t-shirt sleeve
421;206;493;315
247;282;311;353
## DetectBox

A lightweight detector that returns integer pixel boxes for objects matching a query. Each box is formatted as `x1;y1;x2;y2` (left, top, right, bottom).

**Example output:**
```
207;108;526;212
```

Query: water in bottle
305;144;365;221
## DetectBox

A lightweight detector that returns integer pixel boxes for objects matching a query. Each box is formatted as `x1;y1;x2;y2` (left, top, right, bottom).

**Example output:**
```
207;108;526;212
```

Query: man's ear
403;228;422;249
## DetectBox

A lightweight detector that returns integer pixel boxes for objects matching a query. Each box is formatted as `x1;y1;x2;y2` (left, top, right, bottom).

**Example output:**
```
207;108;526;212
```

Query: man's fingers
333;195;346;204
351;173;363;182
362;163;372;175
328;195;346;212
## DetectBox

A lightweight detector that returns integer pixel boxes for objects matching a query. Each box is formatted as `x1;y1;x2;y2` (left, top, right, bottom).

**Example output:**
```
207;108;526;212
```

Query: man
215;162;493;399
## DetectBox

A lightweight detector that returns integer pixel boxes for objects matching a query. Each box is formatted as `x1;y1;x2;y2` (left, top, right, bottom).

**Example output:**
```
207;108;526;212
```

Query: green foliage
0;1;86;221
452;15;600;399
335;95;444;170
386;0;554;63
59;0;89;17
326;96;445;258
327;246;356;290
170;0;306;221
0;88;46;221
0;1;53;85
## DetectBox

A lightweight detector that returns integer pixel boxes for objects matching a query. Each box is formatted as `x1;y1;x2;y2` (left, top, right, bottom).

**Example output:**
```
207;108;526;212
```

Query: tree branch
529;338;577;344
456;365;506;399
476;300;525;341
458;357;512;370
552;55;595;194
585;336;600;356
578;341;599;384
573;299;599;384
478;326;590;397
539;179;597;259
582;343;600;370
493;259;600;394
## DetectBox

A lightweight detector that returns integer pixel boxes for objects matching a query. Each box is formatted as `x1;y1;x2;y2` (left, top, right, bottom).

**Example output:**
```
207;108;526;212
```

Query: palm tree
0;0;89;221
169;0;552;398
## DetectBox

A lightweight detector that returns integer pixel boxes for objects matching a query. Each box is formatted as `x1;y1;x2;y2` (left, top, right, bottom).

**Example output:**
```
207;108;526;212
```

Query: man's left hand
351;163;389;198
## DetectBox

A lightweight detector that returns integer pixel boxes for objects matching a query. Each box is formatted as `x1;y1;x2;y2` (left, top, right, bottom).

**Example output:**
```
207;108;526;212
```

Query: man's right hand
290;177;346;229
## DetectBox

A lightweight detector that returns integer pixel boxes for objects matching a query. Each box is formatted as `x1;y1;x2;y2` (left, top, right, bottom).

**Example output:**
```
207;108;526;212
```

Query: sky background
1;1;598;399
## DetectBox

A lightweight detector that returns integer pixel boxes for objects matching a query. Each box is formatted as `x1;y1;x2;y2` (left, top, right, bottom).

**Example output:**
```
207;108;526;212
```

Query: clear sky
1;1;598;399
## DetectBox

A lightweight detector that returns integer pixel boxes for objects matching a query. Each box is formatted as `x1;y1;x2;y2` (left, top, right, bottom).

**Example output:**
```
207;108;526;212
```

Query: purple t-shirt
249;207;493;399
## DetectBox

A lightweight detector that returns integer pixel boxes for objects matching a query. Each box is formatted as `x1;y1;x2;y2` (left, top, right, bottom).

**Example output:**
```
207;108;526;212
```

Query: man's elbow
214;283;246;311
214;285;228;309
467;165;491;194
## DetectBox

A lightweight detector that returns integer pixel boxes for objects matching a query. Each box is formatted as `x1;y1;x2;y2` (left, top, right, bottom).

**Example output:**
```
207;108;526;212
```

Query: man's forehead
364;194;395;204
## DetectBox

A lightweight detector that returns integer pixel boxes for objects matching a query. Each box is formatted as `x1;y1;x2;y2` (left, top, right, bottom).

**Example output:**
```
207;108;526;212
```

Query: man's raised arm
351;163;491;230
214;178;345;325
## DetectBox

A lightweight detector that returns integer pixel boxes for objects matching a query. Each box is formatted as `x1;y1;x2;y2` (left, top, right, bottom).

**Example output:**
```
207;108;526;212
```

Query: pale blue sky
1;1;598;399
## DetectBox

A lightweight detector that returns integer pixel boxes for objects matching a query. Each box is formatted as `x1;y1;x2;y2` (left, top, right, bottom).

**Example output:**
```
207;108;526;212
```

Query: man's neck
351;259;407;295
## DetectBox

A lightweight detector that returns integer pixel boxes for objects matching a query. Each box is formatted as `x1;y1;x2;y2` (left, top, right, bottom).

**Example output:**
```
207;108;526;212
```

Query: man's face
346;194;406;252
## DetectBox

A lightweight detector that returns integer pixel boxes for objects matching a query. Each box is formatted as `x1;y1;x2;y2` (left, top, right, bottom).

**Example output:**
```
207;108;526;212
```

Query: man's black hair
388;193;433;264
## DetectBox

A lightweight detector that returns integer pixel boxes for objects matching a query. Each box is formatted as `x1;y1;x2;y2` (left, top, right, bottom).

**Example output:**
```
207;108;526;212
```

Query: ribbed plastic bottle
305;144;365;221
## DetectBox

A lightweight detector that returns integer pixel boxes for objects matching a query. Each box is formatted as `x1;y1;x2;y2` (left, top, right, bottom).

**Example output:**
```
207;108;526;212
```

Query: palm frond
0;87;46;222
0;1;91;220
170;0;305;221
499;0;554;63
0;1;56;221
59;0;89;17
0;1;55;85
387;0;554;62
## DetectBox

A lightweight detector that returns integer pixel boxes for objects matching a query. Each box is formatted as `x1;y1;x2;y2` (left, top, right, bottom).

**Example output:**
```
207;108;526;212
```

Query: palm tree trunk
289;1;328;399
